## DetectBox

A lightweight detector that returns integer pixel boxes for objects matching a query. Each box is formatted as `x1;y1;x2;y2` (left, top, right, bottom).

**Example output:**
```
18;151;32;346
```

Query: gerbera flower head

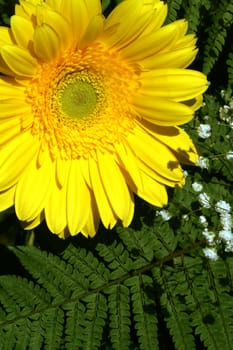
0;0;208;238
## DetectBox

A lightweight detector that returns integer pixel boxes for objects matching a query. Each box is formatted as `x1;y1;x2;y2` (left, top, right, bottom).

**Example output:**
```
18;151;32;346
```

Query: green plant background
0;0;233;349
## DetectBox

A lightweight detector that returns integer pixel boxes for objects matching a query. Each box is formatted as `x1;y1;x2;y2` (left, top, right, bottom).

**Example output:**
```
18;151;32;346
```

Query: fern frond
125;275;159;350
165;0;183;23
202;0;233;75
105;285;131;350
153;264;196;350
96;241;133;280
227;52;233;90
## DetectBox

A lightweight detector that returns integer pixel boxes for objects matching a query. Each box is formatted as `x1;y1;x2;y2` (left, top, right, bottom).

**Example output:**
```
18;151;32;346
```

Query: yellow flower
0;0;207;238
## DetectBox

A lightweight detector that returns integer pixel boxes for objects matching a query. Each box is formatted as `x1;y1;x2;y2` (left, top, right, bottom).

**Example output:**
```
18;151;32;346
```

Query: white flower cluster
198;192;211;208
192;182;203;193
199;198;233;260
197;124;211;139
196;156;209;169
215;200;233;252
219;91;233;128
156;209;172;221
226;151;233;160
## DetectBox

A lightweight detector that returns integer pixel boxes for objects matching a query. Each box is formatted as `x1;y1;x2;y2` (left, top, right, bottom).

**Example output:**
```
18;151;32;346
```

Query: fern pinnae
165;0;183;23
117;226;155;266
81;293;107;350
62;245;110;289
96;241;133;280
63;301;87;350
42;308;64;350
10;246;80;302
206;259;233;349
125;274;159;350
227;52;233;90
105;284;131;350
202;0;233;75
153;263;196;350
183;0;202;33
183;256;233;350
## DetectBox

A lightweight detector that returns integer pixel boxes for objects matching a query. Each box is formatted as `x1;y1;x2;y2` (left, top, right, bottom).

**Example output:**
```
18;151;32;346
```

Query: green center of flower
54;71;103;121
59;79;97;119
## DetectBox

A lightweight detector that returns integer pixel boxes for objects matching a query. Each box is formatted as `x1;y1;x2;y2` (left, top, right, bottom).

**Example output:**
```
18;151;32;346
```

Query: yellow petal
67;160;91;235
35;5;71;50
22;211;44;230
45;177;67;234
1;45;38;77
0;186;15;211
122;21;178;60
141;47;198;69
136;155;183;187
80;14;104;47
138;120;198;164
0;101;30;119
81;191;100;238
0;132;39;191
46;0;63;12
15;3;30;19
97;151;134;225
89;157;117;229
103;0;143;48
0;77;25;100
127;126;183;182
61;0;101;44
136;171;168;207
139;69;208;101
55;157;70;188
15;150;53;221
184;94;203;112
133;96;194;126
138;1;168;37
33;24;60;61
84;0;102;18
115;141;143;190
0;27;14;46
18;0;37;18
10;15;34;49
0;118;21;146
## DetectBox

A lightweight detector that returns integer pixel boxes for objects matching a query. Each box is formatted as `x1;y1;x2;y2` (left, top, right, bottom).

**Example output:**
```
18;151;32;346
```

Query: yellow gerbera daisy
0;0;207;238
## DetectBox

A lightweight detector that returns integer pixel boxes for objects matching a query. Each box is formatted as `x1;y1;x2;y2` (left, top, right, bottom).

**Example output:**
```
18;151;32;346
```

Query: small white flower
215;200;231;214
196;156;209;169
199;215;208;227
221;213;232;231
225;240;233;253
182;214;189;221
226;151;233;160
192;182;203;193
219;230;233;241
198;193;211;208
197;124;211;139
202;228;215;244
229;100;233;109
223;105;230;113
183;170;189;178
203;247;218;260
157;209;172;221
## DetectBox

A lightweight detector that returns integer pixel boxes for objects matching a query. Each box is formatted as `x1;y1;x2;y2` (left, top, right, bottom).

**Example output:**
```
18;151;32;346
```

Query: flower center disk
28;44;140;160
55;72;99;121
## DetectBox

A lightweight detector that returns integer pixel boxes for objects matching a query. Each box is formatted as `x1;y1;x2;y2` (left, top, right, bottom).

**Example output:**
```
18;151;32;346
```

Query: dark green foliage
0;0;233;349
1;237;233;349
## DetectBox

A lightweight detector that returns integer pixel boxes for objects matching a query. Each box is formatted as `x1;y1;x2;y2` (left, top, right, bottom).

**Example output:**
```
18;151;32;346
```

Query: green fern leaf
125;275;159;350
105;285;131;350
